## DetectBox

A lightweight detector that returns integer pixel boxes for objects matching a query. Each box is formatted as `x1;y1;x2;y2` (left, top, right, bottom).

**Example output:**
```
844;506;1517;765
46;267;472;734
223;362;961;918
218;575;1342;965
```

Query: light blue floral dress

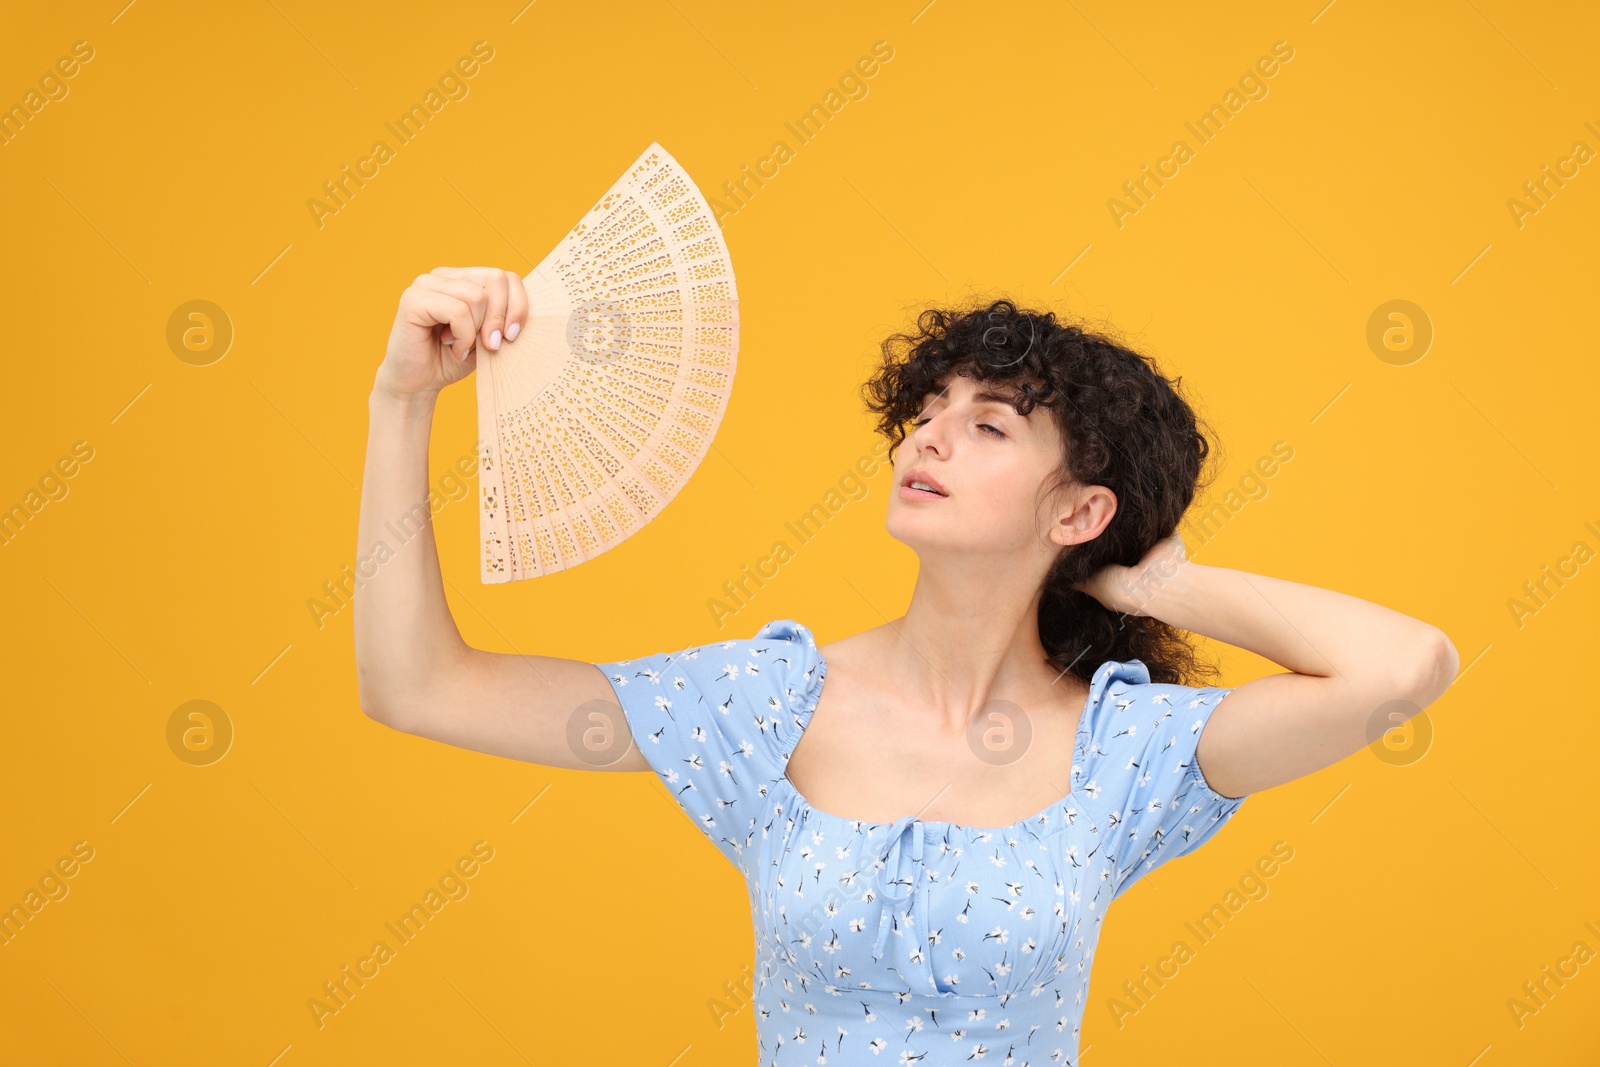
596;619;1247;1066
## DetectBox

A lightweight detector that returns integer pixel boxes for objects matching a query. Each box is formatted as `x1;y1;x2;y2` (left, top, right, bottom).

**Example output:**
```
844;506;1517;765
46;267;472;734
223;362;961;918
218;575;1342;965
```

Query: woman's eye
912;416;1002;436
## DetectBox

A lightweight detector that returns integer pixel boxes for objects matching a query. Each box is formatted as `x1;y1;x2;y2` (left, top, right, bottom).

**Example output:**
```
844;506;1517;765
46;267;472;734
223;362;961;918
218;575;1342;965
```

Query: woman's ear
1047;484;1117;548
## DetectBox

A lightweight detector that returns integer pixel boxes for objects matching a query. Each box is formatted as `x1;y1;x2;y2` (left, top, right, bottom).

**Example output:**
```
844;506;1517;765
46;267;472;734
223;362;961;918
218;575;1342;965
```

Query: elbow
355;642;467;731
356;659;408;728
358;691;396;727
1398;627;1459;707
357;677;410;731
361;699;416;735
358;663;448;735
356;672;386;723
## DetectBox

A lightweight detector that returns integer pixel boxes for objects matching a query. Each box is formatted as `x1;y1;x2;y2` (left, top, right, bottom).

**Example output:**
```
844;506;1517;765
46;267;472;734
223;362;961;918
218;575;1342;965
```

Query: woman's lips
898;484;948;501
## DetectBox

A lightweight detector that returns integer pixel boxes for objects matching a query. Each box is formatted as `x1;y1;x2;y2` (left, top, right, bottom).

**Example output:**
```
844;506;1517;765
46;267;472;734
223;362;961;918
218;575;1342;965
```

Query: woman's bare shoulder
816;621;894;673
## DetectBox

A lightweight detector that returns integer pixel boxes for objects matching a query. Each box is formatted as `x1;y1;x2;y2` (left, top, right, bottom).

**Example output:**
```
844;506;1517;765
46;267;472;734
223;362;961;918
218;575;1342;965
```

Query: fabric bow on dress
872;814;927;962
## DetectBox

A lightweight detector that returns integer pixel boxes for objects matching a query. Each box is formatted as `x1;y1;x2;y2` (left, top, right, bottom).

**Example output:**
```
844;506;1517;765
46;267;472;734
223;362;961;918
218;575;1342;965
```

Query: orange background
2;1;1597;1064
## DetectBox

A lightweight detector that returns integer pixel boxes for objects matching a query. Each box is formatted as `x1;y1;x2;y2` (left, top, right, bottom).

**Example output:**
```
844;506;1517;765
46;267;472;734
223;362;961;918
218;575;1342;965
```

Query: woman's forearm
1138;562;1455;688
353;380;469;716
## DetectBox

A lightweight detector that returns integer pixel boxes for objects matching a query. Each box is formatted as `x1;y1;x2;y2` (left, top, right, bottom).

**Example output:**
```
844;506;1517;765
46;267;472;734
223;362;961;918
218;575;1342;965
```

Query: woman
355;266;1458;1064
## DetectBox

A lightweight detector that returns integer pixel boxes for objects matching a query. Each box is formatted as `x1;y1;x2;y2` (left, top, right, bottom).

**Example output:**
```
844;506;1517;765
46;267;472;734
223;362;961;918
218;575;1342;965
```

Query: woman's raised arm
353;265;648;772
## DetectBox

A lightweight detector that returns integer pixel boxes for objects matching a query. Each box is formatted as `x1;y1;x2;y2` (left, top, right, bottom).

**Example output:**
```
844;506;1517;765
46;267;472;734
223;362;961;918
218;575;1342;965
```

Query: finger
503;270;528;342
431;265;504;290
402;276;465;331
413;291;476;361
479;270;510;352
414;275;489;353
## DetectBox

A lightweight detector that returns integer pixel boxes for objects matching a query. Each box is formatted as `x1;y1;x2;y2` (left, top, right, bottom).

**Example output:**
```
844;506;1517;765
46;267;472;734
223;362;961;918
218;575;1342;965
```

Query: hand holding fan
474;142;740;583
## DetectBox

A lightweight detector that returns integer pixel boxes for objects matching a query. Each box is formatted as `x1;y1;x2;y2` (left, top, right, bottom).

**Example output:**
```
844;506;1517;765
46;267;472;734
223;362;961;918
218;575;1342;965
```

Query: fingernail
506;322;521;341
489;329;502;350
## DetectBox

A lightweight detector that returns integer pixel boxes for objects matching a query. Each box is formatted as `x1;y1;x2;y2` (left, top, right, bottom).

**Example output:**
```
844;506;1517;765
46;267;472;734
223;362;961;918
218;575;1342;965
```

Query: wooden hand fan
474;142;739;583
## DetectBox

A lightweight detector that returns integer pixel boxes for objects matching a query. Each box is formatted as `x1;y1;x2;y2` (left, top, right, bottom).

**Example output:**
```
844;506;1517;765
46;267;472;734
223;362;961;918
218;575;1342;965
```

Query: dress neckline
772;621;1124;836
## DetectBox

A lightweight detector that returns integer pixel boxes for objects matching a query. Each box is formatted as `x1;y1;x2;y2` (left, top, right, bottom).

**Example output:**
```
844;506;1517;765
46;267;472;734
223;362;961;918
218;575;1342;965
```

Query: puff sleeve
1096;678;1247;900
594;619;820;877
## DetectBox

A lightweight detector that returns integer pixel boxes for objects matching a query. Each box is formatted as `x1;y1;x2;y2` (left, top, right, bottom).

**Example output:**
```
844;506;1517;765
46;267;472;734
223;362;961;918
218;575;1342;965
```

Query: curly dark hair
859;297;1226;688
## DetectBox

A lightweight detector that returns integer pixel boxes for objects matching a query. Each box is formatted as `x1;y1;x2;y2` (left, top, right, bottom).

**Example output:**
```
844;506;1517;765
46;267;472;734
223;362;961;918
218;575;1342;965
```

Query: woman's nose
913;412;950;452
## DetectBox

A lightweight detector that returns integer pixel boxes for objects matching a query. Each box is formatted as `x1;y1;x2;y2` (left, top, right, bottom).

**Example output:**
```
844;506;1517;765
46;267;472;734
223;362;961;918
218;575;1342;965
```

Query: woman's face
886;371;1072;557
